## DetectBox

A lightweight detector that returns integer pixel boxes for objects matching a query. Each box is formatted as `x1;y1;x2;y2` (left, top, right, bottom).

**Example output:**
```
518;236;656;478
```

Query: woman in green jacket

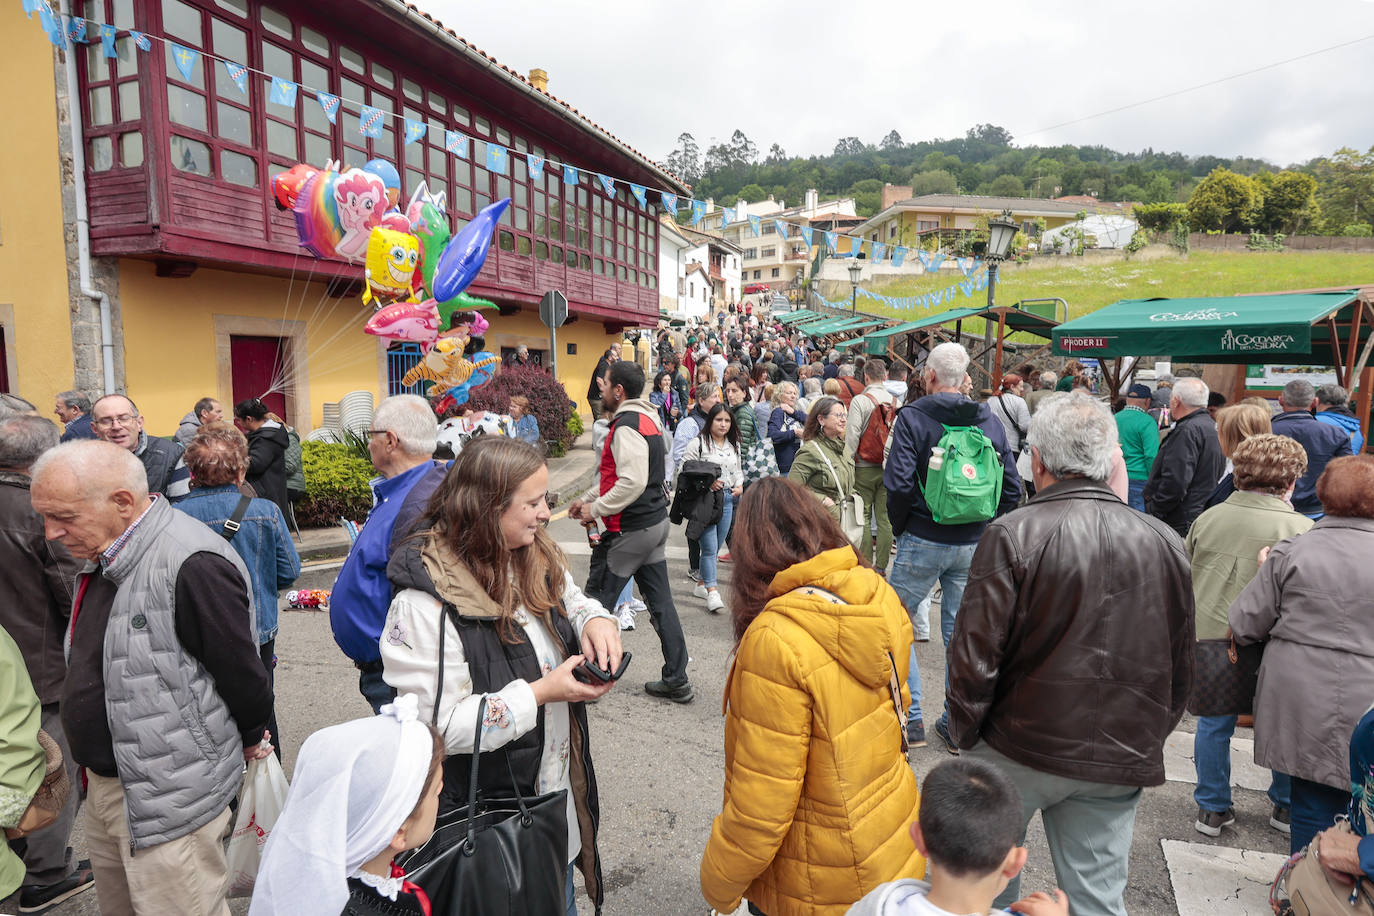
0;626;46;899
724;376;758;455
787;396;855;524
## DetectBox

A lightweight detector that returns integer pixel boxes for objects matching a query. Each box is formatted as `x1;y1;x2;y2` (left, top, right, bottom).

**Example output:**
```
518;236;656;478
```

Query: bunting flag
527;154;545;180
170;43;198;81
359;105;384;138
596;173;616;197
772;219;788;239
748;215;761;236
223;60;248;95
403;118;427;145
659;191;677;214
316;91;339;123
21;0;41;16
799;226;814;247
486;143;508;175
825;230;838;253
628;182;647;207
850;239;863;257
957;257;978;277
563;164;579;187
38;3;63;46
892;246;907;267
130;30;149;51
690;199;707;226
444;130;467;157
66;16;86;42
721;206;736;227
817;267;989;311
927;252;945;272
268;76;297;108
960;278;975;296
100;23;116;57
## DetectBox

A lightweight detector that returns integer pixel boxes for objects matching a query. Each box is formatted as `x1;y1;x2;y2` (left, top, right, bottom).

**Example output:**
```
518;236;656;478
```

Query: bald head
31;440;151;559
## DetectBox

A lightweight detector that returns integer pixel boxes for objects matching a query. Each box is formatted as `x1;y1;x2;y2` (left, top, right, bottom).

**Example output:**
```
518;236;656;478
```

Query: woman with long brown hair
381;436;621;915
700;477;923;915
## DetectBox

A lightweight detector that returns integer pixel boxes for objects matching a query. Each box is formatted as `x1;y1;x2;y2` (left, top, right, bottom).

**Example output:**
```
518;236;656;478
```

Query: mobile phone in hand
572;652;632;684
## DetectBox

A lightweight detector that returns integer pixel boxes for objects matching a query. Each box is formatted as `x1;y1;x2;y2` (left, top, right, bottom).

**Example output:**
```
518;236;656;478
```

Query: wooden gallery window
80;0;143;172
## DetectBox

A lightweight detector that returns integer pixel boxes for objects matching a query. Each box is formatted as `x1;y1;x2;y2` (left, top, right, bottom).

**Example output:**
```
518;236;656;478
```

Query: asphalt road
12;514;1289;915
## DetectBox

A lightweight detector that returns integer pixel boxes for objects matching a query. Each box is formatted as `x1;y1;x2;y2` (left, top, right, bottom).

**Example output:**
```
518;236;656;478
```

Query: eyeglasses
93;414;139;429
363;429;393;438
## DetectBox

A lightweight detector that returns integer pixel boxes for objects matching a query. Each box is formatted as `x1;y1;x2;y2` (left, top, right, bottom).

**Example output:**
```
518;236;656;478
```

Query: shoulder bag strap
996;395;1027;442
220;495;253;541
810;441;846;496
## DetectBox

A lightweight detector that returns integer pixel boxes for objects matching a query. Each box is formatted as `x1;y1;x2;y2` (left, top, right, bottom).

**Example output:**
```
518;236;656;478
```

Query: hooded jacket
883;393;1021;545
1315;405;1365;455
246;420;291;517
174;411;201;447
1271;409;1355;515
700;548;924;915
581;397;669;533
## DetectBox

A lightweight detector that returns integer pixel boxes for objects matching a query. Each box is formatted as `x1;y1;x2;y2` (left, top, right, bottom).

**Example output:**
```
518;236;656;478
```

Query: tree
984;174;1026;197
765;143;788;164
1259;170;1318;234
833;136;867;157
736;183;767;203
665;132;700;184
911;169;957;196
965;124;1014;146
729;129;758;166
1143;173;1176;204
1186;167;1262;232
1312;147;1374;234
880;130;904;151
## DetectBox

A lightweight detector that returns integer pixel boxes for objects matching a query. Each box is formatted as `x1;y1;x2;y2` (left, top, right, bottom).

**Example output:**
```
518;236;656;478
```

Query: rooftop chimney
804;188;819;215
528;68;548;92
706;197;715;212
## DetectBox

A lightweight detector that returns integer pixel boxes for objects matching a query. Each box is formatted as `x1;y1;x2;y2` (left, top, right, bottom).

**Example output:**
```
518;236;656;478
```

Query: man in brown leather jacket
947;392;1194;916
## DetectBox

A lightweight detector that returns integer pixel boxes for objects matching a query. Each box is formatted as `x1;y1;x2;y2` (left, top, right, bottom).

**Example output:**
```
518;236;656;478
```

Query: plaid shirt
101;495;160;567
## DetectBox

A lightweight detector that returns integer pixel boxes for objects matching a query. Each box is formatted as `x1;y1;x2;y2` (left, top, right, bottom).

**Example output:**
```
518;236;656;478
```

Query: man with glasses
90;394;190;500
329;395;446;712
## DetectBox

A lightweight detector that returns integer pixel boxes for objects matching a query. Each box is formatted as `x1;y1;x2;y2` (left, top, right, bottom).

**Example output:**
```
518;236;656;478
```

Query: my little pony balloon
364;159;401;209
432;198;510;301
331;168;390;260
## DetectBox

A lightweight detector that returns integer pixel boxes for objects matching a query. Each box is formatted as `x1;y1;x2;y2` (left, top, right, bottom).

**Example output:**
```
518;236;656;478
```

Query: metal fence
386;343;426;396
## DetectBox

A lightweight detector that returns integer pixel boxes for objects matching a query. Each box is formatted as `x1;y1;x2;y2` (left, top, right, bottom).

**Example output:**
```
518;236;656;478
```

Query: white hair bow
380;693;419;724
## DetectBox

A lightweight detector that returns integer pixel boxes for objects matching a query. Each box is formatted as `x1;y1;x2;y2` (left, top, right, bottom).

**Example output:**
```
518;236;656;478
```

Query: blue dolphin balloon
432;198;510;302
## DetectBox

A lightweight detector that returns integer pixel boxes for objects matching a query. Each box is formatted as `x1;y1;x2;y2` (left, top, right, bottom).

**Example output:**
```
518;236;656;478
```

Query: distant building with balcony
1;0;687;427
704;190;857;296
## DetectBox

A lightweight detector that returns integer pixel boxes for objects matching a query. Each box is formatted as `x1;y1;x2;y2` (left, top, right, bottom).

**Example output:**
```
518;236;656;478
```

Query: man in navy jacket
1272;379;1353;519
885;342;1020;753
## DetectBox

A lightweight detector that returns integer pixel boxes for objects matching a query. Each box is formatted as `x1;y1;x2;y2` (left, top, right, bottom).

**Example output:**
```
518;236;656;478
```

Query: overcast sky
424;0;1374;169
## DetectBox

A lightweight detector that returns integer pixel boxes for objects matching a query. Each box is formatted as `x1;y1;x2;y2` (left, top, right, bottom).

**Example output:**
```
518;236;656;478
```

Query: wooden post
1358;365;1374;454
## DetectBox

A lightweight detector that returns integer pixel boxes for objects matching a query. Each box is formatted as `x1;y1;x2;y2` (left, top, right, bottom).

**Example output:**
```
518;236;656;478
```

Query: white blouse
380;570;614;864
685;436;743;490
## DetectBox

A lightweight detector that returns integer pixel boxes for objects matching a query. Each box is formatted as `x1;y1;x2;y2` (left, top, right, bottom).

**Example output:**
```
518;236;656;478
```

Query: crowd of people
1;304;1372;915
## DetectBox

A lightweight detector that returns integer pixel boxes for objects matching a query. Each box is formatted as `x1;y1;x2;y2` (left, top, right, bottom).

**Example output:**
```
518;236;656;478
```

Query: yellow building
852;192;1118;253
1;0;685;435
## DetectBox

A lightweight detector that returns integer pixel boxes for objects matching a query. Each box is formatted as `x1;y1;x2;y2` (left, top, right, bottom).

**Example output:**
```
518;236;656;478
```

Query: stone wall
52;45;125;396
1188;233;1374;252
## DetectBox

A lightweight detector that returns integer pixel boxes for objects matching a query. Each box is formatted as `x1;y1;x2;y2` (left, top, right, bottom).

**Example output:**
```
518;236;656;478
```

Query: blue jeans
1127;478;1147;512
699;495;733;588
1193;715;1290;812
565;863;577;916
615;579;634;608
359;667;394;715
1291;776;1350;855
890;533;977;728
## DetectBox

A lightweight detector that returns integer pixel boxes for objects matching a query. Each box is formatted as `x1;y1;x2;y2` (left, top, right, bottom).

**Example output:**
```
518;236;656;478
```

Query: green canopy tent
855;306;1059;382
1051;290;1374;437
774;309;821;325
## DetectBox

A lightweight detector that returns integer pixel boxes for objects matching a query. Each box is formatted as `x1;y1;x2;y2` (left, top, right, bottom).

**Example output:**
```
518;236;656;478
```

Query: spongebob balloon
362;227;420;306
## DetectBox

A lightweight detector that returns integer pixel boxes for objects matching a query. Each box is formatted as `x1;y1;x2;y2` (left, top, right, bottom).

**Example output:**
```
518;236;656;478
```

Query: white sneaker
615;603;636;631
706;590;725;613
628;598;647;613
693;583;709;599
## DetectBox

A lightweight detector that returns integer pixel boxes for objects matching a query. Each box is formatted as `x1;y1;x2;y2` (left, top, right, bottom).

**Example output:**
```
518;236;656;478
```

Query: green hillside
841;250;1373;323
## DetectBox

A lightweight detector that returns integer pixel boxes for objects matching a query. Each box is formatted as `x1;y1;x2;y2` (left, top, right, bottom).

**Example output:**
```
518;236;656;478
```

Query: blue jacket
329;460;447;663
60;413;95;442
767;406;808;475
510;413;541;446
884;392;1021;545
175;485;300;643
1316;407;1365;456
1272;409;1354;515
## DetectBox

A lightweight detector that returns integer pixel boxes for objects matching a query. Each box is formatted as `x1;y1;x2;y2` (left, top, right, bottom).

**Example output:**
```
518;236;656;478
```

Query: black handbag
1188;631;1263;717
396;611;569;916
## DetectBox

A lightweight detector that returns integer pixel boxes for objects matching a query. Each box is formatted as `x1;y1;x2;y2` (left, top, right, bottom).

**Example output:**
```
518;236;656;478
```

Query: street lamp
982;213;1019;379
847;258;863;316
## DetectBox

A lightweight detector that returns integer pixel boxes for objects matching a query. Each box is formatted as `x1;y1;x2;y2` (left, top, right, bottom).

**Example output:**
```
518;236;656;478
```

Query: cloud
422;0;1374;165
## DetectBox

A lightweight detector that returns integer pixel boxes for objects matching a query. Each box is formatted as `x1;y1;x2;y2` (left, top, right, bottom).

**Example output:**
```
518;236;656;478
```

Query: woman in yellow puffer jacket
701;477;923;916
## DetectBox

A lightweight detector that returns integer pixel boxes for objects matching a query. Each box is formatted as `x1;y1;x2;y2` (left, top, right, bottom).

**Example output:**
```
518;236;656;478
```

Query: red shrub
466;364;575;454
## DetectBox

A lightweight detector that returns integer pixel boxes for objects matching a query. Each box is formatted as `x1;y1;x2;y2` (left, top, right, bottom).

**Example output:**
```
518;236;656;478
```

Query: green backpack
922;425;1003;525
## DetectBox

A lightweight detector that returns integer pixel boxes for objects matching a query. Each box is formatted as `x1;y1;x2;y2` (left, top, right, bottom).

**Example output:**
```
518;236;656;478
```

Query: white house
658;218;694;317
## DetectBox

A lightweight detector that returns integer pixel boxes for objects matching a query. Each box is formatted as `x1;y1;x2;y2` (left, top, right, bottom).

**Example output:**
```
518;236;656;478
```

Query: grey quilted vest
98;497;257;850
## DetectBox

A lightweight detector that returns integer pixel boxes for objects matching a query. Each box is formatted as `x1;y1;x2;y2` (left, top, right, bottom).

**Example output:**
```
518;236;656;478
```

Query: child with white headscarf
250;694;444;916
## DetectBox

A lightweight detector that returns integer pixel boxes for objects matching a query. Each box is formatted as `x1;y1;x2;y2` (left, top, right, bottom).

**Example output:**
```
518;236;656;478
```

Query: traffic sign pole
539;290;569;379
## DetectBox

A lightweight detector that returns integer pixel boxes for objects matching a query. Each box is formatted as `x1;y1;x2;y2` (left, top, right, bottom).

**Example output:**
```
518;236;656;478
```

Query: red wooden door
229;336;288;422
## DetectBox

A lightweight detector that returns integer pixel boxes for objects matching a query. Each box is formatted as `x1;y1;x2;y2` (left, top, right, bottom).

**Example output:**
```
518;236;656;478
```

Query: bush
1133;203;1188;232
298;441;374;527
465;364;574;455
567;412;584;438
1341;223;1373;238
